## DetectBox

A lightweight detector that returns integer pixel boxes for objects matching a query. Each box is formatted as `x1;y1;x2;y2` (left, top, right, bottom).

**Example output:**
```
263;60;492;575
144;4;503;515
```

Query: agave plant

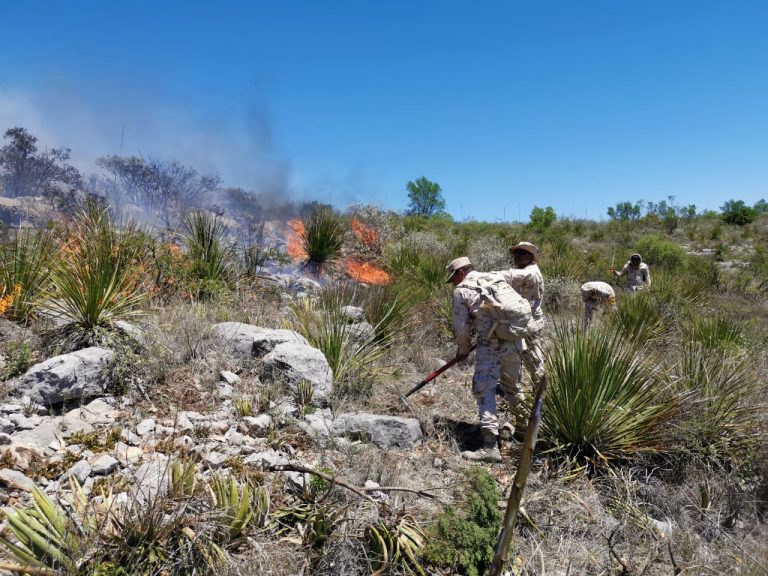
0;228;56;322
211;474;270;541
43;200;148;350
366;514;427;576
539;321;679;464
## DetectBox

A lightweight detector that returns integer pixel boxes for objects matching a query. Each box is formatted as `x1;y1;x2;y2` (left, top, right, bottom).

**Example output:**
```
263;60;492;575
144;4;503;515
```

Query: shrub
528;205;557;232
543;275;581;314
634;234;687;269
682;313;747;352
720;199;758;226
423;469;501;576
466;235;509;272
540;322;678;464
0;228;56;322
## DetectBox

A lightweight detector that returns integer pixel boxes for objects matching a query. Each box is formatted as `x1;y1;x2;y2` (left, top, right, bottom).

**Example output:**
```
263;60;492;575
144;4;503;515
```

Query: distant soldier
447;256;524;463
497;242;546;407
580;281;616;325
611;253;651;292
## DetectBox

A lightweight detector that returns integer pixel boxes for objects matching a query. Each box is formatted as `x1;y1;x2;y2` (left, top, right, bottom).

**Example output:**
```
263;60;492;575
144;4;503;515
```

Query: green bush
540;322;678;464
634;234;687;269
423;468;501;576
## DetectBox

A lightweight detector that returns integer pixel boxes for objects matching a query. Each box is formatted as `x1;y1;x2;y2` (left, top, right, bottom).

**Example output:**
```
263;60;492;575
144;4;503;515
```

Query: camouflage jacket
498;263;545;321
616;262;651;290
451;270;505;355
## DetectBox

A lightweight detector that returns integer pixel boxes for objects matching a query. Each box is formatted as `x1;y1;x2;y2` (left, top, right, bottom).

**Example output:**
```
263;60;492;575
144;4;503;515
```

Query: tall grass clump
291;282;399;393
540;322;678;464
0;228;56;322
182;211;235;295
301;209;345;272
674;343;760;459
44;201;148;350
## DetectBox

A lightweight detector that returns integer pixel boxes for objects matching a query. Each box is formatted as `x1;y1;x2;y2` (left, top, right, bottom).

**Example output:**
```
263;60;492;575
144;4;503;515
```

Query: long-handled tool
404;344;477;398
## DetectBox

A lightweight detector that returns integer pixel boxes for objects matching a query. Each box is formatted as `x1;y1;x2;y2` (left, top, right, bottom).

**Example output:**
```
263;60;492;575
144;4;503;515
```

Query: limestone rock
335;413;422;450
220;370;241;385
252;329;310;357
136;418;156;436
13;347;114;405
10;420;63;454
262;342;333;402
92;454;119;475
241;414;272;435
132;455;170;506
0;468;35;492
340;305;366;323
62;460;91;484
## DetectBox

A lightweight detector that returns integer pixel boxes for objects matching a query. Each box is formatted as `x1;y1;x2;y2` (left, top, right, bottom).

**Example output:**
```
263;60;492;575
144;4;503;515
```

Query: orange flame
351;218;380;252
345;259;392;285
0;284;22;315
286;220;307;261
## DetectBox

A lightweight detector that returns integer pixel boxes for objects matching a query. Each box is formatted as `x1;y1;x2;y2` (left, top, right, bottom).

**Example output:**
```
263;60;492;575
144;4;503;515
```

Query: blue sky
1;1;767;221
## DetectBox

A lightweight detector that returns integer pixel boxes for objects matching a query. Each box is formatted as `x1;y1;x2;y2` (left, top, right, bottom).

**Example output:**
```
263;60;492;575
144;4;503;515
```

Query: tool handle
404;343;477;397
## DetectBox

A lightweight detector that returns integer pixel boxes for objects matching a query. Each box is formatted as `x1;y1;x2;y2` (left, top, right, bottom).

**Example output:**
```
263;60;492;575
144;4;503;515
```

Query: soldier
447;256;522;463
611;253;651;291
496;242;546;409
580;281;616;325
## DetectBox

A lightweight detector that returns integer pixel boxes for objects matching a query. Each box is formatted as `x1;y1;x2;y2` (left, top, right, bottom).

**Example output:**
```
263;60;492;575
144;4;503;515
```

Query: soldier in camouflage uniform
611;253;651;291
496;242;546;409
447;256;515;463
580;281;616;325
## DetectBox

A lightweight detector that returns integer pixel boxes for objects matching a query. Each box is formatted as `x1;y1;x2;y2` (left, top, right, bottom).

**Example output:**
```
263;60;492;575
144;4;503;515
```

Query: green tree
607;200;643;221
406;176;445;217
720;199;758;226
529;205;557;231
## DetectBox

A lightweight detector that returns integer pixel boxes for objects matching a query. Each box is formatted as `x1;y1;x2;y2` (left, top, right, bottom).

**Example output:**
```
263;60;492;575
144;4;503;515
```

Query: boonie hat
445;256;472;282
509;242;540;261
630;253;642;262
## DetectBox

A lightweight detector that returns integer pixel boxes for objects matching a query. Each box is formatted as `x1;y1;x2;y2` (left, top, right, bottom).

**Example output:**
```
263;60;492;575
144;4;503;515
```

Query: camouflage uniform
614;255;651;291
497;263;546;400
452;270;522;434
580;281;616;325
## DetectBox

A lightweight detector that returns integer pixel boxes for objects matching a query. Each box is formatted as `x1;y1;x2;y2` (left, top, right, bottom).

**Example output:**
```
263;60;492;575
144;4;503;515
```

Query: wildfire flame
0;284;22;315
345;259;392;285
286;220;307;261
351;218;380;252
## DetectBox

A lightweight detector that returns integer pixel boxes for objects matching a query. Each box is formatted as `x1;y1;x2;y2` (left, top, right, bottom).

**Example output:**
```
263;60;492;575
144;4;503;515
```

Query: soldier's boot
499;420;516;442
461;430;502;463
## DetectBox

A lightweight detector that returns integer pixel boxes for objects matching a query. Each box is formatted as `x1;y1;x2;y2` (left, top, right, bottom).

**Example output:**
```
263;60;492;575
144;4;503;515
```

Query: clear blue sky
1;1;767;221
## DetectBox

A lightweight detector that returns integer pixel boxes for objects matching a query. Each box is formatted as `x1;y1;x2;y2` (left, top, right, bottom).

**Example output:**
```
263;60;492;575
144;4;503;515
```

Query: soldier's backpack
463;273;534;340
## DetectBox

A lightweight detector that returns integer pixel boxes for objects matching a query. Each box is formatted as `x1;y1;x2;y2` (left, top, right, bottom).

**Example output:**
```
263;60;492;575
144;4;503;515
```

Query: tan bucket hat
509;241;540;261
445;256;472;282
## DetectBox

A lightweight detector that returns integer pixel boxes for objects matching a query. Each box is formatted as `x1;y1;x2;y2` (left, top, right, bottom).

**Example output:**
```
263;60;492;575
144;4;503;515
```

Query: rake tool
403;343;476;398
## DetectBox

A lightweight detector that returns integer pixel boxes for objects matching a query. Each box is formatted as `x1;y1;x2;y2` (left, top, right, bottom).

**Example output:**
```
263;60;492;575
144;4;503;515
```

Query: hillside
0;200;766;575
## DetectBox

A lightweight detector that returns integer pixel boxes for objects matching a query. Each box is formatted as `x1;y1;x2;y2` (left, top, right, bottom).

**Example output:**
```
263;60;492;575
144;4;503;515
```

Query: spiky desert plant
0;228;56;322
291;282;399;389
300;208;345;272
540;321;678;464
182;210;235;293
211;475;270;541
608;290;669;345
44;200;148;350
682;313;747;352
366;514;427;576
674;342;760;457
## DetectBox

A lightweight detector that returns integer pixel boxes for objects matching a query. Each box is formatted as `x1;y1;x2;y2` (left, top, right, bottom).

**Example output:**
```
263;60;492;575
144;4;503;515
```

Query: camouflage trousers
472;336;545;433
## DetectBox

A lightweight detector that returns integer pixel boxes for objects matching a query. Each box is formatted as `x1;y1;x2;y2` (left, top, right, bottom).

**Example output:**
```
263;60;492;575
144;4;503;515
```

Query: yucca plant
608;290;669;346
0;228;56;322
674;343;760;457
300;209;346;273
182;211;235;295
539;322;679;464
44;200;148;350
169;459;198;498
290;283;398;388
682;313;748;352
